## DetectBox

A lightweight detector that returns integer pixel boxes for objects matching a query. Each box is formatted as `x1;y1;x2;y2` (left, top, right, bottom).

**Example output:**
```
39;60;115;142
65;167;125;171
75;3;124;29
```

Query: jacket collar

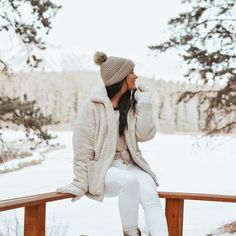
90;85;109;104
89;85;134;118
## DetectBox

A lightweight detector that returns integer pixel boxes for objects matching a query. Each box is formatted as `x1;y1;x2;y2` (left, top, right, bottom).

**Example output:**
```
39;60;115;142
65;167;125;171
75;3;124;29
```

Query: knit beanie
93;51;135;86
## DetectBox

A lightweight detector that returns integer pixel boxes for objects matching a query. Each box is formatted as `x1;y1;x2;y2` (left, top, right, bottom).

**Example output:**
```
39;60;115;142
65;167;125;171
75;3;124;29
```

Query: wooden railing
0;191;236;236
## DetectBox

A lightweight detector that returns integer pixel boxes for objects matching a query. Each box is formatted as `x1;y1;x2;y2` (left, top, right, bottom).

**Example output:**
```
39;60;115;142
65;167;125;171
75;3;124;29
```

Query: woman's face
125;69;138;90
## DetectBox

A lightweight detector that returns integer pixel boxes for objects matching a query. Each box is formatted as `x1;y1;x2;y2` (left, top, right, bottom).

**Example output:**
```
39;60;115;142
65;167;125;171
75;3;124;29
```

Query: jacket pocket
87;160;102;195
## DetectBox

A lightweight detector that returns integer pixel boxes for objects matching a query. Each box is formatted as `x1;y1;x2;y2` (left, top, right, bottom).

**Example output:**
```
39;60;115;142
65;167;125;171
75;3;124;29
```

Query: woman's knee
141;189;163;208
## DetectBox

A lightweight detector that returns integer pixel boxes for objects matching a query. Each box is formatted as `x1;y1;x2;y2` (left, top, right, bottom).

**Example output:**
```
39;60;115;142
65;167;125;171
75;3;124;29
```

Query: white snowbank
0;131;236;236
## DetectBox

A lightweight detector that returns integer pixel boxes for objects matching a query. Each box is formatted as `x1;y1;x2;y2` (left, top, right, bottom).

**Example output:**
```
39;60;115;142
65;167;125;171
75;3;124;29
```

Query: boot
123;227;141;236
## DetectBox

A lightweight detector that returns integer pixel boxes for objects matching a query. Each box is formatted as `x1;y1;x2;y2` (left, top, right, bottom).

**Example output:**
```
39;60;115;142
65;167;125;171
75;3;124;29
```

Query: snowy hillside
0;43;96;72
0;71;225;134
0;43;149;76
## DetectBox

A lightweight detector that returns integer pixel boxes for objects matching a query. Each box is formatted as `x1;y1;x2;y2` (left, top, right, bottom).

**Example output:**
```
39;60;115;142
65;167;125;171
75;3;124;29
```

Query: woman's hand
134;84;152;103
56;183;86;202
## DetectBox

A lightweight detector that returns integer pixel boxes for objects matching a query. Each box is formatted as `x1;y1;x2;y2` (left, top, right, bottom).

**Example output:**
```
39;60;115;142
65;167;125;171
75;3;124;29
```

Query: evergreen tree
149;0;236;135
0;0;61;143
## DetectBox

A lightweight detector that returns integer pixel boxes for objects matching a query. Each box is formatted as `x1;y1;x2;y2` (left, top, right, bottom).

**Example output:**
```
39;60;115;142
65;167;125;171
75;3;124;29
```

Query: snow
1;131;236;236
0;152;44;173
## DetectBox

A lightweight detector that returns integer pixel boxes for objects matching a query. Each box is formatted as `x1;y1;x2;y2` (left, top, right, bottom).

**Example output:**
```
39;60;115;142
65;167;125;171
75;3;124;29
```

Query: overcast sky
0;0;191;81
43;0;190;81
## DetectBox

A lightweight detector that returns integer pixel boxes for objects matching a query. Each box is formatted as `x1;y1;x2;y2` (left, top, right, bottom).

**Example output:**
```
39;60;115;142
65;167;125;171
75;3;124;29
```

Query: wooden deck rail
0;191;236;236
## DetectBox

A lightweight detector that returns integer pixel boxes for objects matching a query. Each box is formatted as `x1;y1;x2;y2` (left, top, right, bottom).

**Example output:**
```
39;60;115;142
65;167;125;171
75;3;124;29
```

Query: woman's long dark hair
105;78;137;137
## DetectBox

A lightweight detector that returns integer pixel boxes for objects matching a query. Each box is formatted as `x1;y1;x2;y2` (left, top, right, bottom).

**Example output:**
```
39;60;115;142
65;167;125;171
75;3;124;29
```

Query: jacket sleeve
56;100;95;202
135;96;157;142
71;100;95;192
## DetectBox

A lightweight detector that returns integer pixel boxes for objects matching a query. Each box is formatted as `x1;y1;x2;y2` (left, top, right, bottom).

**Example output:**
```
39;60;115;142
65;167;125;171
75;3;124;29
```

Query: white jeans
104;158;169;236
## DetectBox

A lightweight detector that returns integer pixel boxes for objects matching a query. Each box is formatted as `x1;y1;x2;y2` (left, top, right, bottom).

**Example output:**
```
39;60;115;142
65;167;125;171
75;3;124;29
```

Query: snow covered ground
0;131;236;236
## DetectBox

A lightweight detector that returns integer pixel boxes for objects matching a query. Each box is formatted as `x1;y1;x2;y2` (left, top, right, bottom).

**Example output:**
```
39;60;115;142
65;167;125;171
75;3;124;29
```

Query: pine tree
0;0;61;143
149;0;236;135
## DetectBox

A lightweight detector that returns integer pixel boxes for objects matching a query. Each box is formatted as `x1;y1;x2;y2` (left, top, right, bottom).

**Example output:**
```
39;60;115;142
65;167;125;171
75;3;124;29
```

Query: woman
56;52;169;236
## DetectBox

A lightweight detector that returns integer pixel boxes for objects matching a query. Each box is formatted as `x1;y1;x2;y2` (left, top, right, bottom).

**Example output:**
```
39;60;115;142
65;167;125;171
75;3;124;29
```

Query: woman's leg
129;165;169;236
104;160;140;234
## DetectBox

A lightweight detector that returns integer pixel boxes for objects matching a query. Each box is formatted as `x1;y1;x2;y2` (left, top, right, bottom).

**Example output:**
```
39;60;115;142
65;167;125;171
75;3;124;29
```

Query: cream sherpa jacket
56;85;159;202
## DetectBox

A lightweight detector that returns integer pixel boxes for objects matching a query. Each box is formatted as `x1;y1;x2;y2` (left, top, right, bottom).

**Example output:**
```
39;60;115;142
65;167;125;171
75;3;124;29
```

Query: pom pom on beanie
94;51;107;66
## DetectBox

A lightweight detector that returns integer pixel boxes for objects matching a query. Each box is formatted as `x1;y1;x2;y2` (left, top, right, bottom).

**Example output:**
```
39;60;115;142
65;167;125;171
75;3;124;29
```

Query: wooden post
24;203;46;236
165;198;184;236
